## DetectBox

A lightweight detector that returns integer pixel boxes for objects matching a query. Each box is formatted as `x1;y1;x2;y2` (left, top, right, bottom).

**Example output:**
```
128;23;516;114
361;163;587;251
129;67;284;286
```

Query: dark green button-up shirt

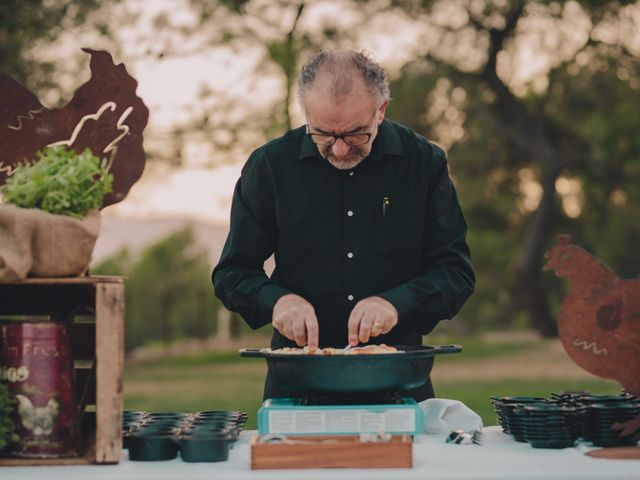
213;119;474;349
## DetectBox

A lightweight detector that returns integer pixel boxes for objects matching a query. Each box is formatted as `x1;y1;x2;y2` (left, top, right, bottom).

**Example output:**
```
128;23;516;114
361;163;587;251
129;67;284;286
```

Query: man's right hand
272;294;319;351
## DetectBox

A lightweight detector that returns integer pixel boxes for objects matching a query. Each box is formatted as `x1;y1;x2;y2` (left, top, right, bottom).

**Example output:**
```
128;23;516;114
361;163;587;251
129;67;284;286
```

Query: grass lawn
123;336;622;430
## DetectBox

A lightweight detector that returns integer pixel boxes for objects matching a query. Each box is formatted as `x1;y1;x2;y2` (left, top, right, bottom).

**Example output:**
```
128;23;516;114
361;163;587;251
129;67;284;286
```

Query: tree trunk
514;158;562;337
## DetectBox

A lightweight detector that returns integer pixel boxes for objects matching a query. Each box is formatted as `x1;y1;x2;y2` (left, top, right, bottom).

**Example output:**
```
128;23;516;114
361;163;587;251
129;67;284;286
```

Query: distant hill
92;215;230;265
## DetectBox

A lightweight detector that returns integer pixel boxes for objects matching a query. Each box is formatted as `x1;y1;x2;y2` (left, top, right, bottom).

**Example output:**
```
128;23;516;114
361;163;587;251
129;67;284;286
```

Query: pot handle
238;348;267;358
430;344;463;355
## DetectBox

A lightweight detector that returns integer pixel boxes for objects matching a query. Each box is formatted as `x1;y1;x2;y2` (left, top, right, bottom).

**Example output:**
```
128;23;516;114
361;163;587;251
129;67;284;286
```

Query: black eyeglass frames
306;129;373;146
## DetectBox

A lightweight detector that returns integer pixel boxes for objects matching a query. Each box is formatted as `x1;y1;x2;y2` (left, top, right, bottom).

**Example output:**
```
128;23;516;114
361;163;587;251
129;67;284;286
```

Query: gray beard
323;153;366;170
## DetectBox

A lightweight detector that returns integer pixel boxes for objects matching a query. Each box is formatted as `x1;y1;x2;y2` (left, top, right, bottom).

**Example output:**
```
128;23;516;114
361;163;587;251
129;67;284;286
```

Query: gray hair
297;50;391;110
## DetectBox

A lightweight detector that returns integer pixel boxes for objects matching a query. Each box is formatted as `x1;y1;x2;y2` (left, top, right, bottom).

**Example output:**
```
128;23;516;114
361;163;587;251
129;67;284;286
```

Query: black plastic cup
176;433;234;462
128;434;179;461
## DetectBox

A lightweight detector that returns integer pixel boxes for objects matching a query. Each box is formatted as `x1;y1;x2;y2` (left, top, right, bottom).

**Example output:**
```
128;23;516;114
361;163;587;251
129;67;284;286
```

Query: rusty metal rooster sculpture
0;48;149;208
544;235;640;440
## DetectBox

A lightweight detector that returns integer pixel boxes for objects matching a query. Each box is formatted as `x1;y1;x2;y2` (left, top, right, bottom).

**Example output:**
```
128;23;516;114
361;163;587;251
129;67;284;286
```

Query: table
2;427;639;479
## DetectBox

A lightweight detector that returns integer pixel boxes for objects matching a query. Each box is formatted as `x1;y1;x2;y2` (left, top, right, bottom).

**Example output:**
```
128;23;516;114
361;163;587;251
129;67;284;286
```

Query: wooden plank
251;435;413;469
94;282;125;463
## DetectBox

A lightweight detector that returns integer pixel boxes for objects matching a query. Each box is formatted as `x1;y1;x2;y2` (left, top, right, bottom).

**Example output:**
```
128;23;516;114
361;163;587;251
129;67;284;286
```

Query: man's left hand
347;296;398;345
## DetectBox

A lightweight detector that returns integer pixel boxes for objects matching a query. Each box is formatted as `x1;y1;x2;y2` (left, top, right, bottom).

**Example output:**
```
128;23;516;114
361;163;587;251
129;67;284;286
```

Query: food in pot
262;344;401;355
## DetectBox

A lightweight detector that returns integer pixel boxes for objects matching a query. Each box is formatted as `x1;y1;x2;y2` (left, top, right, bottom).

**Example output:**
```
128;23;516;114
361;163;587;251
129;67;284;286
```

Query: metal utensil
446;429;483;445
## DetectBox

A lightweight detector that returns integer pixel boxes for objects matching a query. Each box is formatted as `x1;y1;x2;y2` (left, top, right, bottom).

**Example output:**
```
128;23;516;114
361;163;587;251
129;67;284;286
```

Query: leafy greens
0;146;113;218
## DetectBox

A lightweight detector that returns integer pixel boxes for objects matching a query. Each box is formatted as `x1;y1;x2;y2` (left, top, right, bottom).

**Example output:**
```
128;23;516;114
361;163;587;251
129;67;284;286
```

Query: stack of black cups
552;393;639;447
491;392;639;449
491;396;578;448
122;410;248;462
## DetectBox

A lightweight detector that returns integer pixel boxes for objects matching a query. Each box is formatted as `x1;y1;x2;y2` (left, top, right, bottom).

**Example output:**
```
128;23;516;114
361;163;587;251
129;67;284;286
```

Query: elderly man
213;49;474;401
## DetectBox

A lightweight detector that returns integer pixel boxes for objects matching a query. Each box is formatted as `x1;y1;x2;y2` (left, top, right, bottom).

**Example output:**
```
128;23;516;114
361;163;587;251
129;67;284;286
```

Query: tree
128;0;366;165
93;227;221;351
130;0;640;336
383;0;640;335
0;0;125;105
11;0;639;339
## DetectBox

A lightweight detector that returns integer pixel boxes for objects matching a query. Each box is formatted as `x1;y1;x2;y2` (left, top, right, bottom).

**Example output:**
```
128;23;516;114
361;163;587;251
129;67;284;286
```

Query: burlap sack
0;204;100;281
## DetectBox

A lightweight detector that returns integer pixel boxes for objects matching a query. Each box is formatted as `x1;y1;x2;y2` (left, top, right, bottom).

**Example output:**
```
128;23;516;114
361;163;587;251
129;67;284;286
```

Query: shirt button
348;171;354;176
347;252;354;259
347;210;354;217
347;295;354;301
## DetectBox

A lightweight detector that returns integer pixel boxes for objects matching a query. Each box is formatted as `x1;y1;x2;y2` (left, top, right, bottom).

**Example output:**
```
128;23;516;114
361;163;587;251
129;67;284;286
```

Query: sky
109;163;242;224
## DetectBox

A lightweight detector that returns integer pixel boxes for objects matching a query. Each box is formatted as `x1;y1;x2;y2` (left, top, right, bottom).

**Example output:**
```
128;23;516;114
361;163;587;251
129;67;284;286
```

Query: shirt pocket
375;203;424;261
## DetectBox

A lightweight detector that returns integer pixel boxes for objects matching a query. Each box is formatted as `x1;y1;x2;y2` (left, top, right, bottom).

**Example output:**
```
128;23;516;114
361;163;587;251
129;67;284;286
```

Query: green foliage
386;0;640;334
0;0;119;104
92;227;221;352
548;59;640;279
0;146;113;218
91;248;133;277
220;0;250;14
0;383;15;451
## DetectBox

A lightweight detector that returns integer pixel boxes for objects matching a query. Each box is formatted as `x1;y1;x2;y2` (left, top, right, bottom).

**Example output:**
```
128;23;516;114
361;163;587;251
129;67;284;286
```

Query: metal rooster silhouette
544;235;640;439
0;48;149;207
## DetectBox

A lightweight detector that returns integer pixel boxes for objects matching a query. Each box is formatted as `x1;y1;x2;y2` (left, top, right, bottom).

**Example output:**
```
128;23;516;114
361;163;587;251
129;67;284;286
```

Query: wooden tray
251;434;413;469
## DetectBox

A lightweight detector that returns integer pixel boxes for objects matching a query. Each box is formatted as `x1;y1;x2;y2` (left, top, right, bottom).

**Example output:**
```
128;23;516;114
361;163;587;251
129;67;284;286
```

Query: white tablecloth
2;427;639;480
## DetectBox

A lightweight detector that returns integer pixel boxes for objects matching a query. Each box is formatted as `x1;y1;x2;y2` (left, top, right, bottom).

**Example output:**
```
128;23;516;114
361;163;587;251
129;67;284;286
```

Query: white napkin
419;398;483;434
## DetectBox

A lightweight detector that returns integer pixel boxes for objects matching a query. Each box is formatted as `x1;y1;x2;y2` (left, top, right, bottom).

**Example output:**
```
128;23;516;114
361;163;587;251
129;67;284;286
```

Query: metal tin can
0;322;80;458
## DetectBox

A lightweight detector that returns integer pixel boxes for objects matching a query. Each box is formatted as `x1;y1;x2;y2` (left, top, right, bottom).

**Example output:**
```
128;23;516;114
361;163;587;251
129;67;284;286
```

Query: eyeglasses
306;110;379;146
306;129;373;146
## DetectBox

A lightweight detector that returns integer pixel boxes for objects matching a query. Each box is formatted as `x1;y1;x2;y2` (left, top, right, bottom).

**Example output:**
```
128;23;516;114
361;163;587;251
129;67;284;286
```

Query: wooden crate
0;276;125;465
251;434;413;469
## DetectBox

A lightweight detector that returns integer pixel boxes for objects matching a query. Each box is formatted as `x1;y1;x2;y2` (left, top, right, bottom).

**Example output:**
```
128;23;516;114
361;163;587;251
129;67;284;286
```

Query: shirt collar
371;119;404;161
299;128;319;160
298;119;404;161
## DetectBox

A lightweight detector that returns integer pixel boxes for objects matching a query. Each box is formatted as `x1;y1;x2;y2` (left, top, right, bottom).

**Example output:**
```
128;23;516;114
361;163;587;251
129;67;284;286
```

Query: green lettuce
1;146;113;218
